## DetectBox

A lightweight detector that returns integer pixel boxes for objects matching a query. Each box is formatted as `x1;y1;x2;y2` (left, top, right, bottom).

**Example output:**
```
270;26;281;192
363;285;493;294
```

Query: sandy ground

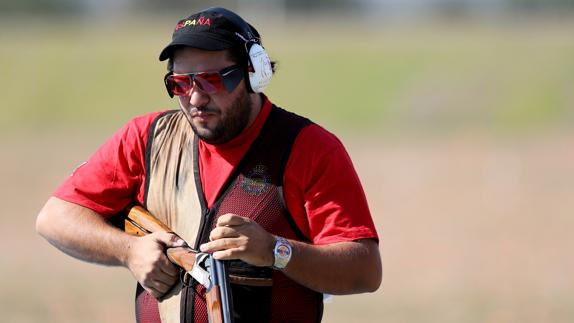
1;131;573;323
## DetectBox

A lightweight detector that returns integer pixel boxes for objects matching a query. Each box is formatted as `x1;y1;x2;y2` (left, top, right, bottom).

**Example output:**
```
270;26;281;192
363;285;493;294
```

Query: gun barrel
215;259;233;323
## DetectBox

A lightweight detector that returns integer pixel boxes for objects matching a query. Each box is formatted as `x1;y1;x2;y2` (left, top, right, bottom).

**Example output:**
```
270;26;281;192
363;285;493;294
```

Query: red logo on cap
175;16;212;31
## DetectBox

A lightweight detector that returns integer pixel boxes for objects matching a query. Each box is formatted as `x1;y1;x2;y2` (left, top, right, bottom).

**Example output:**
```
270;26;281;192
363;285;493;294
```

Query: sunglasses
164;65;243;97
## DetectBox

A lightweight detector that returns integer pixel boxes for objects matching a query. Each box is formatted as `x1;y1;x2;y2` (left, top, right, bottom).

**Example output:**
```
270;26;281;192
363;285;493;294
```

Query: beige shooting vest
144;111;201;323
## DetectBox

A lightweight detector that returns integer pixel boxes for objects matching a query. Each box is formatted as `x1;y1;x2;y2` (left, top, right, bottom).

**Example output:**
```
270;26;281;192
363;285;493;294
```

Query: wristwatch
272;236;292;270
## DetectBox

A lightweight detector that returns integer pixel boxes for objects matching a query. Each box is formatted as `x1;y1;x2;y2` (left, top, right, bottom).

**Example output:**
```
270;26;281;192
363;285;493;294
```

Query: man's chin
190;123;222;144
191;118;215;133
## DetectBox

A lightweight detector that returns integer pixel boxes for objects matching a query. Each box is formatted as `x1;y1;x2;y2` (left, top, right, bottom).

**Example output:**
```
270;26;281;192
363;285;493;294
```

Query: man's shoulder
297;122;344;152
129;110;175;128
122;110;177;137
267;104;343;153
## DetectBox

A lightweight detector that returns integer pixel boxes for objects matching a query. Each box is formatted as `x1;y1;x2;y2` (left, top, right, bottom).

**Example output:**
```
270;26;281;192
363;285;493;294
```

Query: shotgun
121;205;234;323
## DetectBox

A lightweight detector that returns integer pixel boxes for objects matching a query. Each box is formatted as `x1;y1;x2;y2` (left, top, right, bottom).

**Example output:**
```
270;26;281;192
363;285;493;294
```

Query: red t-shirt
54;96;378;244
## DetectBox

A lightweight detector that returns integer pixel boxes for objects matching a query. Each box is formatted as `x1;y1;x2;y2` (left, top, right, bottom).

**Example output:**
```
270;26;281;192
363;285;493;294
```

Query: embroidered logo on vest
240;164;270;196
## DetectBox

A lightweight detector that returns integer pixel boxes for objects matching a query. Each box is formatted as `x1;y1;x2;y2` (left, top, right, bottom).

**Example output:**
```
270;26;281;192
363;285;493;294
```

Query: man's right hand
126;232;185;299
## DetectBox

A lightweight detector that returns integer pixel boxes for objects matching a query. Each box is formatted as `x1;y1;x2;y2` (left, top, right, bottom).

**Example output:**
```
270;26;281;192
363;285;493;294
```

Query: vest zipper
195;207;212;248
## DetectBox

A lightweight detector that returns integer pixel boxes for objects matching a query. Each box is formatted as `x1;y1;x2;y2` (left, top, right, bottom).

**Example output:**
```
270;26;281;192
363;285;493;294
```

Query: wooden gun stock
122;205;196;272
124;205;171;236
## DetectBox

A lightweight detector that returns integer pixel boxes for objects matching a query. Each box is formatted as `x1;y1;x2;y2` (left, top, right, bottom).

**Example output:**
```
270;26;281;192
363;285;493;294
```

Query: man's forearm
36;197;134;267
281;239;382;295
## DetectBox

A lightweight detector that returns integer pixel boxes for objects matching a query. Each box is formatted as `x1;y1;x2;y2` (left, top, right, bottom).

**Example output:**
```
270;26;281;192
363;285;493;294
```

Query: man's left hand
199;213;276;267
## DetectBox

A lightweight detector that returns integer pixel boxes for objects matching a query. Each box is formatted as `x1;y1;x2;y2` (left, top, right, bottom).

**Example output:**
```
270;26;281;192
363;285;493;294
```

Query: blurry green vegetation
0;18;573;136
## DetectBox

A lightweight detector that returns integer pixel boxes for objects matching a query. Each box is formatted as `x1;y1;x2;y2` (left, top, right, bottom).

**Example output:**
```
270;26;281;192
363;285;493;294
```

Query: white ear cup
247;43;273;93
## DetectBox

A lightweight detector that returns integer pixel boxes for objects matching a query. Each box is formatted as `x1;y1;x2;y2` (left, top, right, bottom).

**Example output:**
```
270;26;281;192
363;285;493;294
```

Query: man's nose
188;85;210;107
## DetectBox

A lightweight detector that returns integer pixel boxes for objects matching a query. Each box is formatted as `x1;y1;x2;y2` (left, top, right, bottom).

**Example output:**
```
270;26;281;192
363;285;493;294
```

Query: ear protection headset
205;7;273;93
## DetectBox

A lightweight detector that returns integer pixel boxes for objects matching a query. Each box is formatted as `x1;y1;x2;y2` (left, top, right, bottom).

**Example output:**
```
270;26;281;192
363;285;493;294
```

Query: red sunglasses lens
194;72;224;94
167;75;192;96
166;71;226;96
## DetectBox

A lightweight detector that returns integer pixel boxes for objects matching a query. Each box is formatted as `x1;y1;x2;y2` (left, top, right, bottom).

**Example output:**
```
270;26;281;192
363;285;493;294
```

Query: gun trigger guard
184;253;212;290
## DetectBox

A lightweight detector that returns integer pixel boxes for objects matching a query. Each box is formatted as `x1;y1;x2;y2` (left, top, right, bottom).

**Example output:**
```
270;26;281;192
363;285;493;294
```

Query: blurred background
1;0;573;322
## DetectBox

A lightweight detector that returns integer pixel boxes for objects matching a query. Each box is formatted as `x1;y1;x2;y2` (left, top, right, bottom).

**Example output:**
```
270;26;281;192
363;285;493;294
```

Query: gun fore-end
206;287;224;323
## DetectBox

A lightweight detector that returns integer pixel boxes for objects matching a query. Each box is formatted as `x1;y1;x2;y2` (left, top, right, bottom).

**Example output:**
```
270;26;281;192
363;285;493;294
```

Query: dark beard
190;93;252;145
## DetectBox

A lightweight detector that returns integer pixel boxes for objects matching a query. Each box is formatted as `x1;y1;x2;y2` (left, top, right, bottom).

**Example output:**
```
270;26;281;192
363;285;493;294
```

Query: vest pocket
231;283;272;323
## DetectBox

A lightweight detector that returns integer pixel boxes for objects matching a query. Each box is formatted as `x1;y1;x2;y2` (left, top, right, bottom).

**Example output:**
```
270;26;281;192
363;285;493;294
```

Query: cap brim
159;34;237;61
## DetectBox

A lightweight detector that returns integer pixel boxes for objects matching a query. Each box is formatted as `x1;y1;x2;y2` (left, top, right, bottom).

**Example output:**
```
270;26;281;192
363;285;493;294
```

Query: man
36;7;381;323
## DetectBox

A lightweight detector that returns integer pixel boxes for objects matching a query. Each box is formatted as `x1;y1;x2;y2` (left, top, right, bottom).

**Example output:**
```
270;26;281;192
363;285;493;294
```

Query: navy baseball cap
159;7;253;61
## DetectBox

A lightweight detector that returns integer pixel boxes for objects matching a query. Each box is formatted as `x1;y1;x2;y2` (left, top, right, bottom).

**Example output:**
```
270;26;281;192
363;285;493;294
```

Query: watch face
276;244;291;257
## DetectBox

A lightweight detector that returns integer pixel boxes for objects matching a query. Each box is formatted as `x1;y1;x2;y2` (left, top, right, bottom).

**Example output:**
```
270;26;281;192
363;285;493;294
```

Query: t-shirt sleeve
53;112;162;218
283;124;379;245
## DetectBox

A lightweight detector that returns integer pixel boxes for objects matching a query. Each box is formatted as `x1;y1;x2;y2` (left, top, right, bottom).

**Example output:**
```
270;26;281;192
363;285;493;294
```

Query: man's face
172;47;252;145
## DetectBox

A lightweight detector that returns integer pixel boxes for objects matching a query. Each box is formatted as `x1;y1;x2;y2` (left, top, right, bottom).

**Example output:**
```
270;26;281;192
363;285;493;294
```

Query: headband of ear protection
204;7;273;93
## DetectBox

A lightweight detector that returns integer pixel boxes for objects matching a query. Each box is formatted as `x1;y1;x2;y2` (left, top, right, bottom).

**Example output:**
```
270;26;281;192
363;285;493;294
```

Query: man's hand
199;214;275;267
126;232;185;299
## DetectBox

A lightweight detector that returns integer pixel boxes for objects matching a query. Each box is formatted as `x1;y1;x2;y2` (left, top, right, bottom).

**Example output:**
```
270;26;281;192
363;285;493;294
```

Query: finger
158;258;180;279
209;226;240;241
154;232;186;248
200;237;241;253
145;286;163;299
146;263;179;288
140;267;177;295
212;247;244;260
216;214;250;227
146;279;174;299
154;269;179;287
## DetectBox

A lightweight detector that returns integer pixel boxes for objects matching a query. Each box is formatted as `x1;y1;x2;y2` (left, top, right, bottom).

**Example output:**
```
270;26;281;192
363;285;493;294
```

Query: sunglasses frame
164;64;244;98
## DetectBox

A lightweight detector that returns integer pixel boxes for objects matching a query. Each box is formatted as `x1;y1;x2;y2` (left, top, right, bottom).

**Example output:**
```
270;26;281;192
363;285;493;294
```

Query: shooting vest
135;106;324;323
